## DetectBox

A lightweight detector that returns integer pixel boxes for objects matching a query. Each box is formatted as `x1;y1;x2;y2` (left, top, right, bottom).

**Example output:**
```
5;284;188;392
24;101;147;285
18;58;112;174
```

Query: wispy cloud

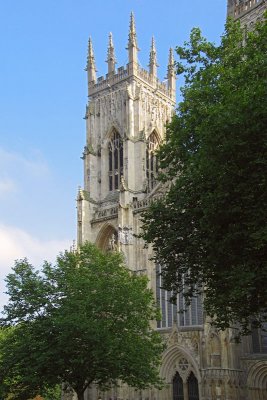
0;178;17;196
0;146;50;204
0;223;72;310
0;147;49;178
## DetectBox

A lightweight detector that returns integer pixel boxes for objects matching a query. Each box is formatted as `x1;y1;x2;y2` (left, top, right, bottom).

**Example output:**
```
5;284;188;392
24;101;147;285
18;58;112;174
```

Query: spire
148;36;158;77
86;37;97;84
128;12;138;49
168;48;175;73
106;32;116;75
167;48;176;101
127;12;139;71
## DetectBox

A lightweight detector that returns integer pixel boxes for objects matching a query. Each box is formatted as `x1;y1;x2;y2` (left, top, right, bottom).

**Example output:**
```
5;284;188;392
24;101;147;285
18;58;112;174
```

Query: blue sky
0;0;226;307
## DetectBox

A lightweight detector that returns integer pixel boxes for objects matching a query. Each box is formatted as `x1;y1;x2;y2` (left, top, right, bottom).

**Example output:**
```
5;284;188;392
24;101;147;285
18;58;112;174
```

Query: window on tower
156;264;203;329
251;322;267;354
108;131;123;191
146;131;159;192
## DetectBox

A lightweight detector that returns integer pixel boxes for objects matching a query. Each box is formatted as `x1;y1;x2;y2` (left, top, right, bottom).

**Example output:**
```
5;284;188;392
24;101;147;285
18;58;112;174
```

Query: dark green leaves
141;16;267;336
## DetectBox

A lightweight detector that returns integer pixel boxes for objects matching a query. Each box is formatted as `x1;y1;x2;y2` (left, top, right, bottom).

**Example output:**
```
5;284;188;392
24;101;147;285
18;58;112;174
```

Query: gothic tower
77;11;267;400
77;12;175;260
227;0;267;27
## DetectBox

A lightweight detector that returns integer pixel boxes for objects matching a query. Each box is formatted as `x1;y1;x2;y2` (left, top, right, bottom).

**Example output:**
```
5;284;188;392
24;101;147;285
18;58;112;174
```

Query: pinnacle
108;32;114;50
167;47;175;74
88;37;94;58
149;36;158;71
106;32;116;71
168;47;174;66
128;11;138;48
86;36;96;70
149;37;157;61
86;36;97;80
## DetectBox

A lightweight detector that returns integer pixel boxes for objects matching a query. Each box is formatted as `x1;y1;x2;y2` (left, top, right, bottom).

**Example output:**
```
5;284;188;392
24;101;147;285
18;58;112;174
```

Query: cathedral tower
77;11;267;400
227;0;267;26
77;13;175;261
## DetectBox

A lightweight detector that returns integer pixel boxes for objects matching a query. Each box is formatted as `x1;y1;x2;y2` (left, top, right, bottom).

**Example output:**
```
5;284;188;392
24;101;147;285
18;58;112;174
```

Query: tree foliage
0;243;164;400
141;17;267;335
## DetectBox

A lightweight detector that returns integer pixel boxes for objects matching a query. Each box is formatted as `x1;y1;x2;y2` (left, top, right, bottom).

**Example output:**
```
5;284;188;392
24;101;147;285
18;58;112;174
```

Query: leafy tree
141;17;267;335
0;243;164;400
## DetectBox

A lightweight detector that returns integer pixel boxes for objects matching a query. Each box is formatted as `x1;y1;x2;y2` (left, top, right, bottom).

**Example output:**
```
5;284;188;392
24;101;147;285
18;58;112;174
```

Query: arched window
188;372;199;400
156;264;203;329
146;132;159;192
173;372;184;400
251;322;267;353
108;131;123;191
96;224;118;252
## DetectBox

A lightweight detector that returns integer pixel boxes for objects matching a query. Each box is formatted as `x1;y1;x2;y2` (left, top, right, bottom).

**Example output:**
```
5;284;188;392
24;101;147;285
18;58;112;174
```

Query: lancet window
173;372;184;400
156;264;203;329
172;371;199;400
146;132;159;192
251;322;267;353
108;131;123;191
188;372;199;400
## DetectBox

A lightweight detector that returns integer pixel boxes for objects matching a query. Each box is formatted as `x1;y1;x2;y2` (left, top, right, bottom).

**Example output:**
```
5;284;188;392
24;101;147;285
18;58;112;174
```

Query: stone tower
77;12;267;400
227;0;267;26
77;12;175;258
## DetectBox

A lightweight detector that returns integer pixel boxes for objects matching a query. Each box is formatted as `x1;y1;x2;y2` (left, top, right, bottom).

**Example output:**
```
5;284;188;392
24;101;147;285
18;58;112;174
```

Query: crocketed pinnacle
86;37;97;85
86;37;97;73
106;32;116;64
128;12;138;48
149;36;158;68
167;47;175;74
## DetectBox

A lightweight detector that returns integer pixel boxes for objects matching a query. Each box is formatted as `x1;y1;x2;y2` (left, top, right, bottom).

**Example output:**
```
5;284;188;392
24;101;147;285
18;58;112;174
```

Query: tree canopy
141;17;267;335
0;243;164;400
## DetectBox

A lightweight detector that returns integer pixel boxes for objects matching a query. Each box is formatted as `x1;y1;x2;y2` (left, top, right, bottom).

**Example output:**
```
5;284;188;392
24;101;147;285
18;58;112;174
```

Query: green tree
0;243;164;400
141;17;267;336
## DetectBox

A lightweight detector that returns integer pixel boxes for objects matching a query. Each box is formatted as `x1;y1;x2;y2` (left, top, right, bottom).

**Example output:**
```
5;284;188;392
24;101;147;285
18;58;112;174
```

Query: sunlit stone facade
227;0;267;27
76;9;267;400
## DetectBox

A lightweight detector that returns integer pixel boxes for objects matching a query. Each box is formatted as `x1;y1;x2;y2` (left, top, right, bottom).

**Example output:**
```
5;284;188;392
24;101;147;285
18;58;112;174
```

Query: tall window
173;372;184;400
108;131;123;191
146;132;159;192
251;322;267;353
188;372;199;400
156;264;203;329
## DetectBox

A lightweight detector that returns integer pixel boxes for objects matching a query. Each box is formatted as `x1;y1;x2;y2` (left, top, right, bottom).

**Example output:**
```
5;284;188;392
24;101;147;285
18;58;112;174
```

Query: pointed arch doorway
172;371;199;400
188;372;199;400
173;372;184;400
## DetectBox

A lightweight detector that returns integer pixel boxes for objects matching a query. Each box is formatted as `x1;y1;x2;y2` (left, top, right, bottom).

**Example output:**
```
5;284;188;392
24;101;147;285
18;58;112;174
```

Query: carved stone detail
118;225;133;245
167;326;201;366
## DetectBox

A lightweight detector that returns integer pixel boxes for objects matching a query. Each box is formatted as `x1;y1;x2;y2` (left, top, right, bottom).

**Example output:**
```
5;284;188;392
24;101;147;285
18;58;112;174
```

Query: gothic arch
147;127;161;144
146;130;160;193
95;222;118;251
104;122;123;142
105;129;124;191
160;344;201;384
247;361;267;398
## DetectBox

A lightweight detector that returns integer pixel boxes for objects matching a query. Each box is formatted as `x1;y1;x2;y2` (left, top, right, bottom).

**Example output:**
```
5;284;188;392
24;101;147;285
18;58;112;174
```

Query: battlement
88;63;170;97
137;66;169;96
91;66;129;93
86;13;175;100
228;0;266;19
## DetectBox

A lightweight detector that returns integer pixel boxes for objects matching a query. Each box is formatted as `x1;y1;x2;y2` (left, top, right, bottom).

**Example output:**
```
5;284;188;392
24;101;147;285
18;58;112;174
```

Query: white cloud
0;146;49;179
0;178;17;196
0;223;72;310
